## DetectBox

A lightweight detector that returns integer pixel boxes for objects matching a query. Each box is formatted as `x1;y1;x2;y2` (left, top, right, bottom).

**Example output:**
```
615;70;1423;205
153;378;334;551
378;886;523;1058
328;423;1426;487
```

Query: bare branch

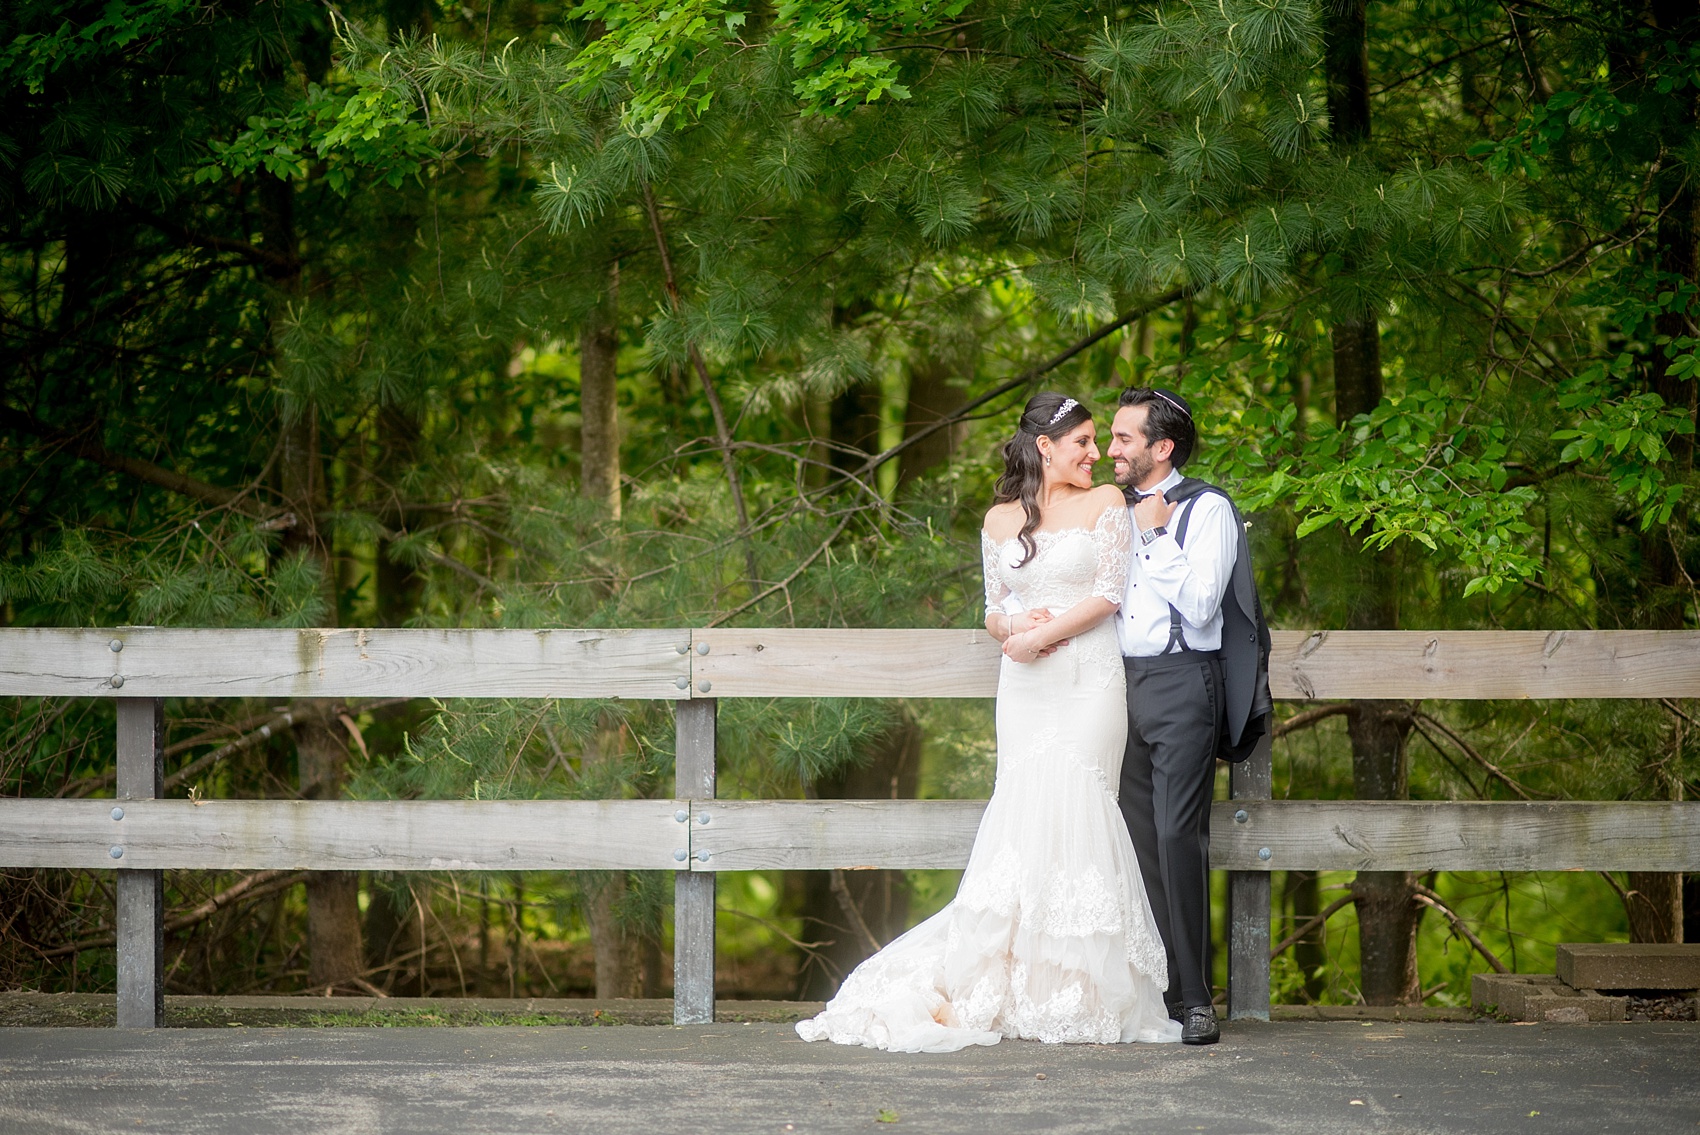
829;868;883;955
705;513;854;628
1413;712;1536;800
851;287;1191;482
1269;894;1355;960
1273;703;1353;740
1414;886;1509;974
1;407;260;515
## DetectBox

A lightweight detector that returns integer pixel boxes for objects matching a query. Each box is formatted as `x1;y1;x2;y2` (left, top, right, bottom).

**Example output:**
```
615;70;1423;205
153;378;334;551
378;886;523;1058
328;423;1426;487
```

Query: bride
795;392;1181;1052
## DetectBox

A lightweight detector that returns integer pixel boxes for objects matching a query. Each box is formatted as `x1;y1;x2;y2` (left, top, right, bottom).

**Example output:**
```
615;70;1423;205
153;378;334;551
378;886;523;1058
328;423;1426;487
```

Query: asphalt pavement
0;1020;1695;1134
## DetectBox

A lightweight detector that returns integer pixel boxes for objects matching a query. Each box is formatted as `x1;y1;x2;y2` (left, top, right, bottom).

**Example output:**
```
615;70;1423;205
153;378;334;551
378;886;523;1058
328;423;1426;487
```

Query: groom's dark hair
1119;387;1196;469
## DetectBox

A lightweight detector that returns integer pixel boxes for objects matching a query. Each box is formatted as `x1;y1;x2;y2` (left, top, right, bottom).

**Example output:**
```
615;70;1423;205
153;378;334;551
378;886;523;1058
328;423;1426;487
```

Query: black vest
1163;478;1273;762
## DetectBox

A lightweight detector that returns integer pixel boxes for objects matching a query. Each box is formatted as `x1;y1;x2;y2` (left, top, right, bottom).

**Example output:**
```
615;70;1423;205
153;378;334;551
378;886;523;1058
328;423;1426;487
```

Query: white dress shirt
1118;467;1239;657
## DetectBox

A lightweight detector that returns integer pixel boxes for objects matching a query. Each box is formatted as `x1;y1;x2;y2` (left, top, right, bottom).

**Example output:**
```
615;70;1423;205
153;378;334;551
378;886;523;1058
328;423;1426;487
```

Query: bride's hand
1003;630;1047;663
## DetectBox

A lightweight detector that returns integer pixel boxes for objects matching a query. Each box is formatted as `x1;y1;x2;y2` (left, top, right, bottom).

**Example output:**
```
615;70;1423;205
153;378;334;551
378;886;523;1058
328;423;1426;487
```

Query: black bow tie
1123;486;1159;504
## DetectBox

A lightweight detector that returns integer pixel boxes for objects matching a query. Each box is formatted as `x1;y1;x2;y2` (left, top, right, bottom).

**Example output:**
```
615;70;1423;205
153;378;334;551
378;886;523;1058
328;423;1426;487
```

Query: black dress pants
1118;650;1222;1010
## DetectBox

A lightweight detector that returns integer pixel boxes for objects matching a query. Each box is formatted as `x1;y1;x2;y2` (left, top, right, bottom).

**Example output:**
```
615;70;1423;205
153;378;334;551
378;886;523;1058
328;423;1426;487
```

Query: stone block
1557;944;1700;991
1542;1006;1589;1024
1471;972;1560;1019
1471;973;1626;1022
1523;988;1626;1022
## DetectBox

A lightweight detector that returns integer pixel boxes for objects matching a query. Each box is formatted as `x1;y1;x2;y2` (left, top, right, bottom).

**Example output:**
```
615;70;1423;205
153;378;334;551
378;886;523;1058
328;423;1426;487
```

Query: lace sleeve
981;530;1012;618
1090;503;1133;605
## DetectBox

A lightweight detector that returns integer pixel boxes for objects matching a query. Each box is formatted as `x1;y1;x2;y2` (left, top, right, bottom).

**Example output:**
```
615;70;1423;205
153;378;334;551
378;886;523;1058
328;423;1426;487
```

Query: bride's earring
1044;453;1051;466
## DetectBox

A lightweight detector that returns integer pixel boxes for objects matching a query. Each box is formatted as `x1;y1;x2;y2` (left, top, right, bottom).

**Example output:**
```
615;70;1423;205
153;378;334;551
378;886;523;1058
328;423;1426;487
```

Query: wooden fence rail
3;627;1699;1029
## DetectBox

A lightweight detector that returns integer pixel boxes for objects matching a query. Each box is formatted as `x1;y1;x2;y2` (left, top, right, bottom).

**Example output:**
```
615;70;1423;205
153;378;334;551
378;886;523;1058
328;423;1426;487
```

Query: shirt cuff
1138;532;1182;566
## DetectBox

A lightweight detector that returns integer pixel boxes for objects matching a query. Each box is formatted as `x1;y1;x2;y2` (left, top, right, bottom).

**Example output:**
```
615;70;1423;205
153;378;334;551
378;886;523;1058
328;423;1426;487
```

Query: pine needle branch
642;180;760;591
705;512;855;628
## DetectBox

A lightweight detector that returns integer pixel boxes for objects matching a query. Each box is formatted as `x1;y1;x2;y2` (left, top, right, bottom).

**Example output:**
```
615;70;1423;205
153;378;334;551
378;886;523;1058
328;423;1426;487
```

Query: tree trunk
1624;0;1699;941
1323;0;1422;1005
828;381;883;476
1346;701;1420;1004
1627;872;1684;943
261;164;364;992
585;871;635;997
795;710;923;1000
298;711;363;989
580;260;622;518
897;352;966;489
1283;870;1327;1001
578;718;645;997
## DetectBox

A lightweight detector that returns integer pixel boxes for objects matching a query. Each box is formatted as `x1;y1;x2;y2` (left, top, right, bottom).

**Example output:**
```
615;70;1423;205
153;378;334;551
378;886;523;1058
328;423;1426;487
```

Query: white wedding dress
796;505;1181;1051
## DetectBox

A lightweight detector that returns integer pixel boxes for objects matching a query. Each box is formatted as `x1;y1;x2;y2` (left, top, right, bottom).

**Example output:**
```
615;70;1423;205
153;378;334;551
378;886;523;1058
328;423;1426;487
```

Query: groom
1108;387;1243;1046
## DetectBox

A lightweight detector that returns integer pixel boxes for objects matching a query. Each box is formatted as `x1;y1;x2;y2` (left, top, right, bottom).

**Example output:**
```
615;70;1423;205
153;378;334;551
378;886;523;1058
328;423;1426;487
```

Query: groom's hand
1132;490;1179;531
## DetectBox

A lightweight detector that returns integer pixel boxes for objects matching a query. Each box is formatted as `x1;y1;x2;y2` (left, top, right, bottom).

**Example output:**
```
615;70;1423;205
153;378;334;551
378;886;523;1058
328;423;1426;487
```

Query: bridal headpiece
1046;398;1079;426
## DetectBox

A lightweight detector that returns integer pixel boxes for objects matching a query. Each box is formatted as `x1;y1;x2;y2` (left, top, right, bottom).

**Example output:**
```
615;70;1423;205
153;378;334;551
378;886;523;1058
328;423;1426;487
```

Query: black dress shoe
1167;1003;1184;1024
1180;1005;1219;1045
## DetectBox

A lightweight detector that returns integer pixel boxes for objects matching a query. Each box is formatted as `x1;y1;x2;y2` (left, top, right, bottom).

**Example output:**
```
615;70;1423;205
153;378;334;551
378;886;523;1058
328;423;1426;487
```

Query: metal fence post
115;698;165;1028
1227;732;1272;1021
674;698;716;1024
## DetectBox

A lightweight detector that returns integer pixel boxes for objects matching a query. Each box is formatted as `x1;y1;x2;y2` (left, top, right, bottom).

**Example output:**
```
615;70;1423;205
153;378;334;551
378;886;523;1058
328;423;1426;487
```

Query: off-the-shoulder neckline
982;523;1108;549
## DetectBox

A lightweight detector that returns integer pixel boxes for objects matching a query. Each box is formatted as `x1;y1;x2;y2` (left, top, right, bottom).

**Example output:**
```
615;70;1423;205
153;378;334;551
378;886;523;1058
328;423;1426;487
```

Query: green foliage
199;78;436;193
562;0;971;132
1;0;201;95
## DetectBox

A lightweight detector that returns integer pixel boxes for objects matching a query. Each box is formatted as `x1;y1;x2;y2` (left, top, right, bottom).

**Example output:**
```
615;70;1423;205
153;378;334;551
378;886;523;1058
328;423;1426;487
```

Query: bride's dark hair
994;392;1094;568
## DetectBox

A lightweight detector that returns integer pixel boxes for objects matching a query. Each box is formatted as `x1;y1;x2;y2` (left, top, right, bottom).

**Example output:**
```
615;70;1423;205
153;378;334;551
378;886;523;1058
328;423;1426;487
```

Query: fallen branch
37;869;308;959
1414;886;1509;974
163;710;305;792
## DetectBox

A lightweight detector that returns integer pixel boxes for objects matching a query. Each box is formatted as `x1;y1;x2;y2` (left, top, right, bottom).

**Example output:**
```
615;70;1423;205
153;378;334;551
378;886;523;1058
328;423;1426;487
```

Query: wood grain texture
1227;873;1270;1021
1269;629;1700;700
0;627;692;699
6;627;1700;700
1211;800;1700;872
115;698;164;1029
8;797;1694;874
673;700;717;1024
691;629;1002;699
686;799;988;871
0;799;689;871
682;798;1700;874
693;629;1700;700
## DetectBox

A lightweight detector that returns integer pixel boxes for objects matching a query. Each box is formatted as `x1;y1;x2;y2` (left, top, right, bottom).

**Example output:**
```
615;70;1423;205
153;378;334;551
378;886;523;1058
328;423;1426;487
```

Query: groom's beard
1116;450;1155;488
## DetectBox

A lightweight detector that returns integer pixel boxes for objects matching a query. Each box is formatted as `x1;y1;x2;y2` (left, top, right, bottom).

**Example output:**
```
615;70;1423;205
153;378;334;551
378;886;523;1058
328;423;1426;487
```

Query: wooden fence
3;627;1699;1028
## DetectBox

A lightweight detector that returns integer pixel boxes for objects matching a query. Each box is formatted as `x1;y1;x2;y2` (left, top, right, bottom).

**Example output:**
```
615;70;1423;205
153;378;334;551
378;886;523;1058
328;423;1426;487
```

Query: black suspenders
1161;494;1202;655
